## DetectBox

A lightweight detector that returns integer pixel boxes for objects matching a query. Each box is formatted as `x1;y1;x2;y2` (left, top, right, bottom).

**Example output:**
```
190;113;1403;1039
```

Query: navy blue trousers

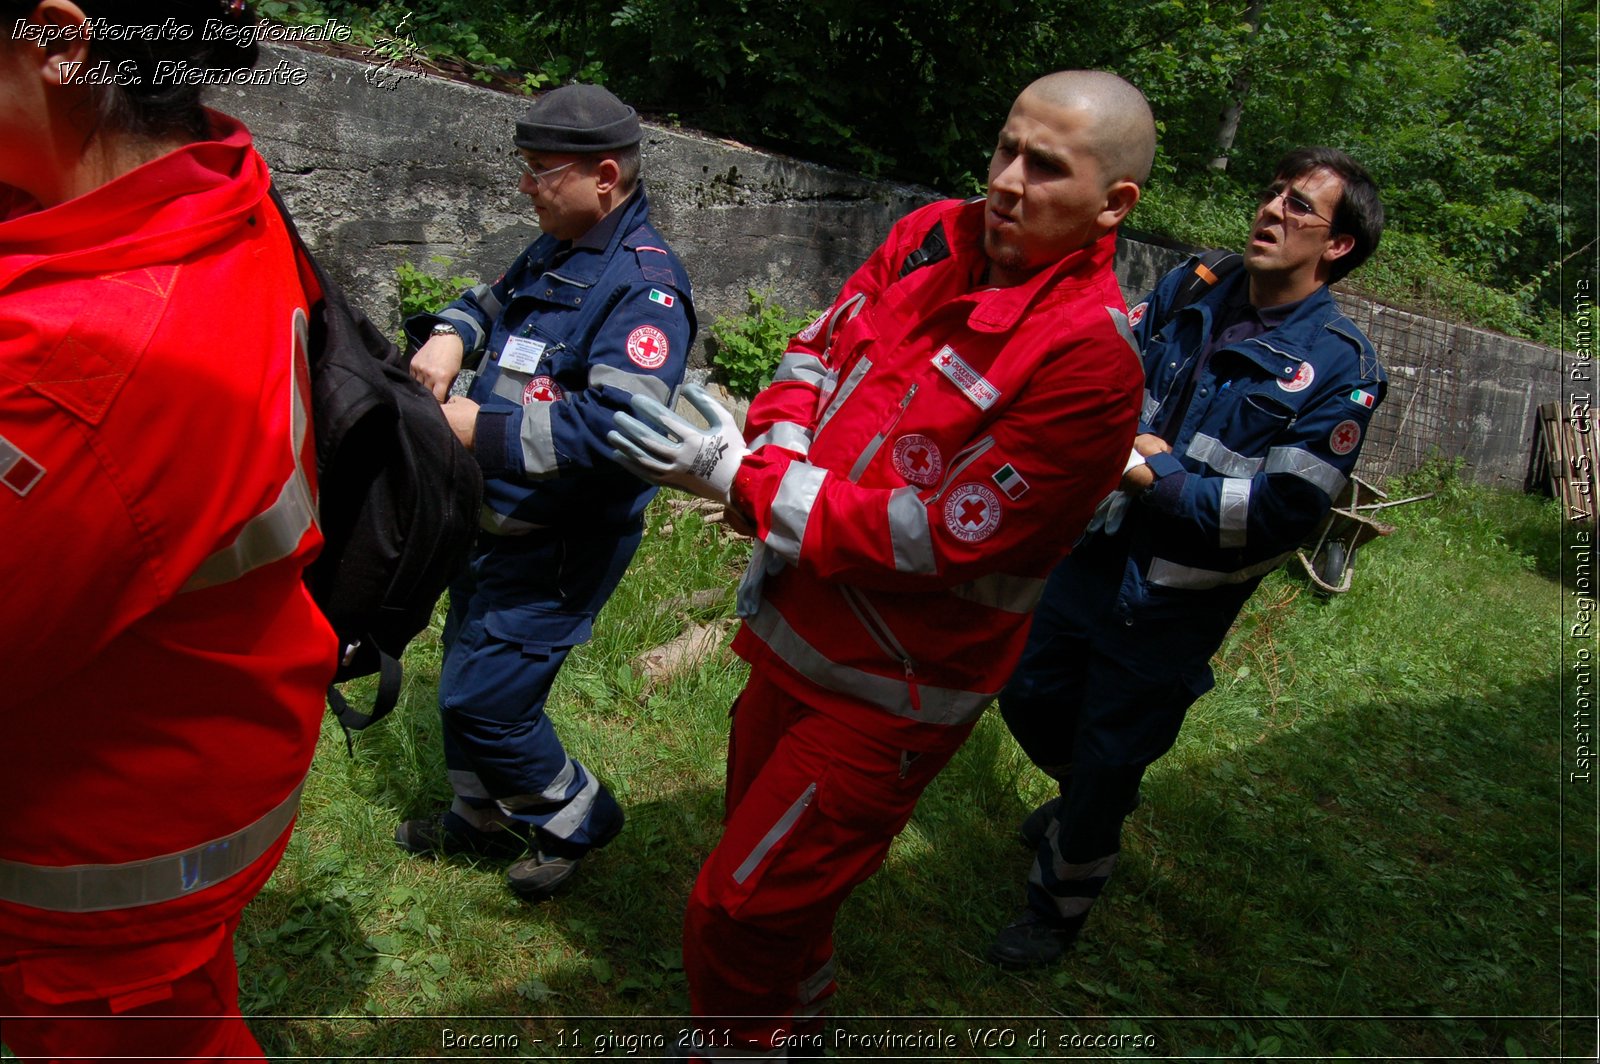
435;526;639;855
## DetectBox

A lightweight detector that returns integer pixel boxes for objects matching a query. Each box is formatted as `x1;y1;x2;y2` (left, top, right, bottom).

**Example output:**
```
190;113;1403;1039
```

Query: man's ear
1322;232;1357;266
1097;179;1141;230
593;157;622;195
31;0;93;86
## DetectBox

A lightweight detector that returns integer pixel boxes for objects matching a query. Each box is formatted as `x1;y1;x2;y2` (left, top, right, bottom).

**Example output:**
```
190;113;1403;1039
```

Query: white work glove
608;383;749;504
1086;490;1131;535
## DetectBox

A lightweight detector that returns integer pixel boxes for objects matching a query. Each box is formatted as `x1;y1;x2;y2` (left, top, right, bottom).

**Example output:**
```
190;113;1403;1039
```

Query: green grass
227;477;1593;1060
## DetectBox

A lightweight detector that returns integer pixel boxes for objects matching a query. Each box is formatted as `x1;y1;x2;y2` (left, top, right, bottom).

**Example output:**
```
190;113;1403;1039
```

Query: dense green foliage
705;289;820;397
262;0;1595;342
220;474;1591;1059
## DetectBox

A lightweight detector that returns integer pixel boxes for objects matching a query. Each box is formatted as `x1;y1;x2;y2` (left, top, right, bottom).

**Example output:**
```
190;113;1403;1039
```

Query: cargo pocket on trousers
721;780;818;921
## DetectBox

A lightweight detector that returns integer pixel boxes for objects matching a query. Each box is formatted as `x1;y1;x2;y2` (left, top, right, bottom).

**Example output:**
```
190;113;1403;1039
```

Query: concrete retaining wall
219;46;1561;487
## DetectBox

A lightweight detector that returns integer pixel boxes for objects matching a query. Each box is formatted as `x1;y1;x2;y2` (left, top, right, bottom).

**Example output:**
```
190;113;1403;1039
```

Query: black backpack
269;187;483;743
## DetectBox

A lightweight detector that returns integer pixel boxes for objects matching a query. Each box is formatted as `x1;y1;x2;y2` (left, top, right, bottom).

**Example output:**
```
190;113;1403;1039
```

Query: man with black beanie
398;84;696;902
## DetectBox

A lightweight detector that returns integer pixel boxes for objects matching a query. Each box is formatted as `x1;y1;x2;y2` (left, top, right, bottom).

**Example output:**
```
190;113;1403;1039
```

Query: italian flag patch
649;288;676;309
1349;388;1376;409
992;463;1030;500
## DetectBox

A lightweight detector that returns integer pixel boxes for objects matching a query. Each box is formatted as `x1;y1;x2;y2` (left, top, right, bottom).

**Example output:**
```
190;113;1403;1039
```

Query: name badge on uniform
499;335;547;374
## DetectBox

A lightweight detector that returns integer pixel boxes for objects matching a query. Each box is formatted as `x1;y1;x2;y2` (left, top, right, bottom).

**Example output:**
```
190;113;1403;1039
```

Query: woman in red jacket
0;2;337;1060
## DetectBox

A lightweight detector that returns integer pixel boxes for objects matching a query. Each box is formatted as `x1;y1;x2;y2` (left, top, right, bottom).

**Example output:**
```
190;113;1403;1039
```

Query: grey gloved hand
1086;490;1131;535
608;383;749;503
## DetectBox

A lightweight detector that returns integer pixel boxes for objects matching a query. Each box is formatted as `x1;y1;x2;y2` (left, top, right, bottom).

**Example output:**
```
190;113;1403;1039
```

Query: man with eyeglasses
986;146;1386;968
396;84;695;902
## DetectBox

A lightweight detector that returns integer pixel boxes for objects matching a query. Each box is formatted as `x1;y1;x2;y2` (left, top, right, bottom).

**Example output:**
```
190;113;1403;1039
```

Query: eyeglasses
1256;185;1334;226
509;151;575;188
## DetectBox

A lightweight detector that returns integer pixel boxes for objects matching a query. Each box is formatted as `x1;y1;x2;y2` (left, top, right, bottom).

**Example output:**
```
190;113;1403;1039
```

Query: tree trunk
1209;0;1266;171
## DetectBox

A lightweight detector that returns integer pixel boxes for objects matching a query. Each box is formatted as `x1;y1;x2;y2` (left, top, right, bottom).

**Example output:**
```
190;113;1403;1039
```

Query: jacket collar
542;184;650;282
942;199;1119;333
1186;271;1357;379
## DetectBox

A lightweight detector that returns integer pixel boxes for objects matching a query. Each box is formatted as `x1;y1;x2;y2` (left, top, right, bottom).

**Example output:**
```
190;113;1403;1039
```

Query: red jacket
731;198;1143;748
0;115;337;953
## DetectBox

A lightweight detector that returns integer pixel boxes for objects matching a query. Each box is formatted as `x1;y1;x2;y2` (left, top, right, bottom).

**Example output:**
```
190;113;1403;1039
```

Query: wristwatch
430;322;457;337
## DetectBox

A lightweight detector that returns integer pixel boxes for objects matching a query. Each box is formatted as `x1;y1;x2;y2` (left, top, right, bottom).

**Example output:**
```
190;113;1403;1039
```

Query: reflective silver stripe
0;780;304;913
498;757;578;811
1187;432;1263;479
541;769;600;840
887;486;935;575
748;421;812;456
1147;550;1295;590
543;758;578;800
1141;391;1160;424
1265;445;1347;498
1043;812;1119;878
591;363;670;404
821;292;866;353
733;782;815;884
449;769;493;799
448;796;523;834
774;350;828;389
1106;305;1140;358
949;571;1047;614
440;307;487;353
492;371;526;403
1062;851;1126;876
817;356;871;434
1218;478;1252;549
518;400;559;477
183;314;316;593
744;599;994;726
480;505;547;535
469;283;503;321
763;461;827;565
797;957;837;1005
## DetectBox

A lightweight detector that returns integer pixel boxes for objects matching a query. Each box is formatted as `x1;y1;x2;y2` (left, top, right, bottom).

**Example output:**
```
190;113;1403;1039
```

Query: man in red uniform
610;70;1155;1055
0;2;337;1059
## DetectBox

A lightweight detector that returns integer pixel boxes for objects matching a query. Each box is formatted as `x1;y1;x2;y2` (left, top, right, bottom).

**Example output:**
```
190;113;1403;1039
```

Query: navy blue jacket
1040;260;1386;691
1093;262;1386;649
407;186;695;534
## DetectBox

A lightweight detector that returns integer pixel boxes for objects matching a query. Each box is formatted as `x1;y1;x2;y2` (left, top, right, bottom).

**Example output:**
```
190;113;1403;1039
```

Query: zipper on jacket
841;585;923;714
847;382;918;483
928;435;997;504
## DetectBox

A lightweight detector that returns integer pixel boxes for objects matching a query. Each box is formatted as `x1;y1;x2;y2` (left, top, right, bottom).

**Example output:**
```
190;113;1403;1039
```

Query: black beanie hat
513;84;641;153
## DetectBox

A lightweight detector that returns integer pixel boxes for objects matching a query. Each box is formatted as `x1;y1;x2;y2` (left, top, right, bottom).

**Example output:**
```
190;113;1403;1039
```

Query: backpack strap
326;648;404;754
896;196;984;279
1157;248;1243;332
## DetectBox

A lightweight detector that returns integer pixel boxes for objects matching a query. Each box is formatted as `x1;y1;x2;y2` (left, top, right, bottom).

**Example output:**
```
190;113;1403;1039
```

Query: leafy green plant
706;289;818;398
395;258;478;323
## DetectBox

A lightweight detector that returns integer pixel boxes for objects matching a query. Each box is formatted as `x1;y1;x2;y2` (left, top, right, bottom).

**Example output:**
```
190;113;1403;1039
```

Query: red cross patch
1329;419;1362;455
891;434;943;487
1278;361;1315;393
522;375;566;405
626;325;669;370
943;483;1002;543
1127;301;1148;328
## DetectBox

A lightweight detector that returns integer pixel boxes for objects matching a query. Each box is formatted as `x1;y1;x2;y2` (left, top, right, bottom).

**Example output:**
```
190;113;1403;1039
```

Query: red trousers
0;917;264;1063
682;667;971;1055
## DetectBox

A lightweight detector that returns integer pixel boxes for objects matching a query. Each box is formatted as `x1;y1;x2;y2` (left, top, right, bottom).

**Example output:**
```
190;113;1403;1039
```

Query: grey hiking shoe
505;850;584;901
505;800;625;901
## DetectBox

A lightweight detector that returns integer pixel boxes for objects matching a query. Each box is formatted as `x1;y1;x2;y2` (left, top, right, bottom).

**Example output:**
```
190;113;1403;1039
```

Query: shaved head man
984;71;1156;285
657;72;1154;1060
